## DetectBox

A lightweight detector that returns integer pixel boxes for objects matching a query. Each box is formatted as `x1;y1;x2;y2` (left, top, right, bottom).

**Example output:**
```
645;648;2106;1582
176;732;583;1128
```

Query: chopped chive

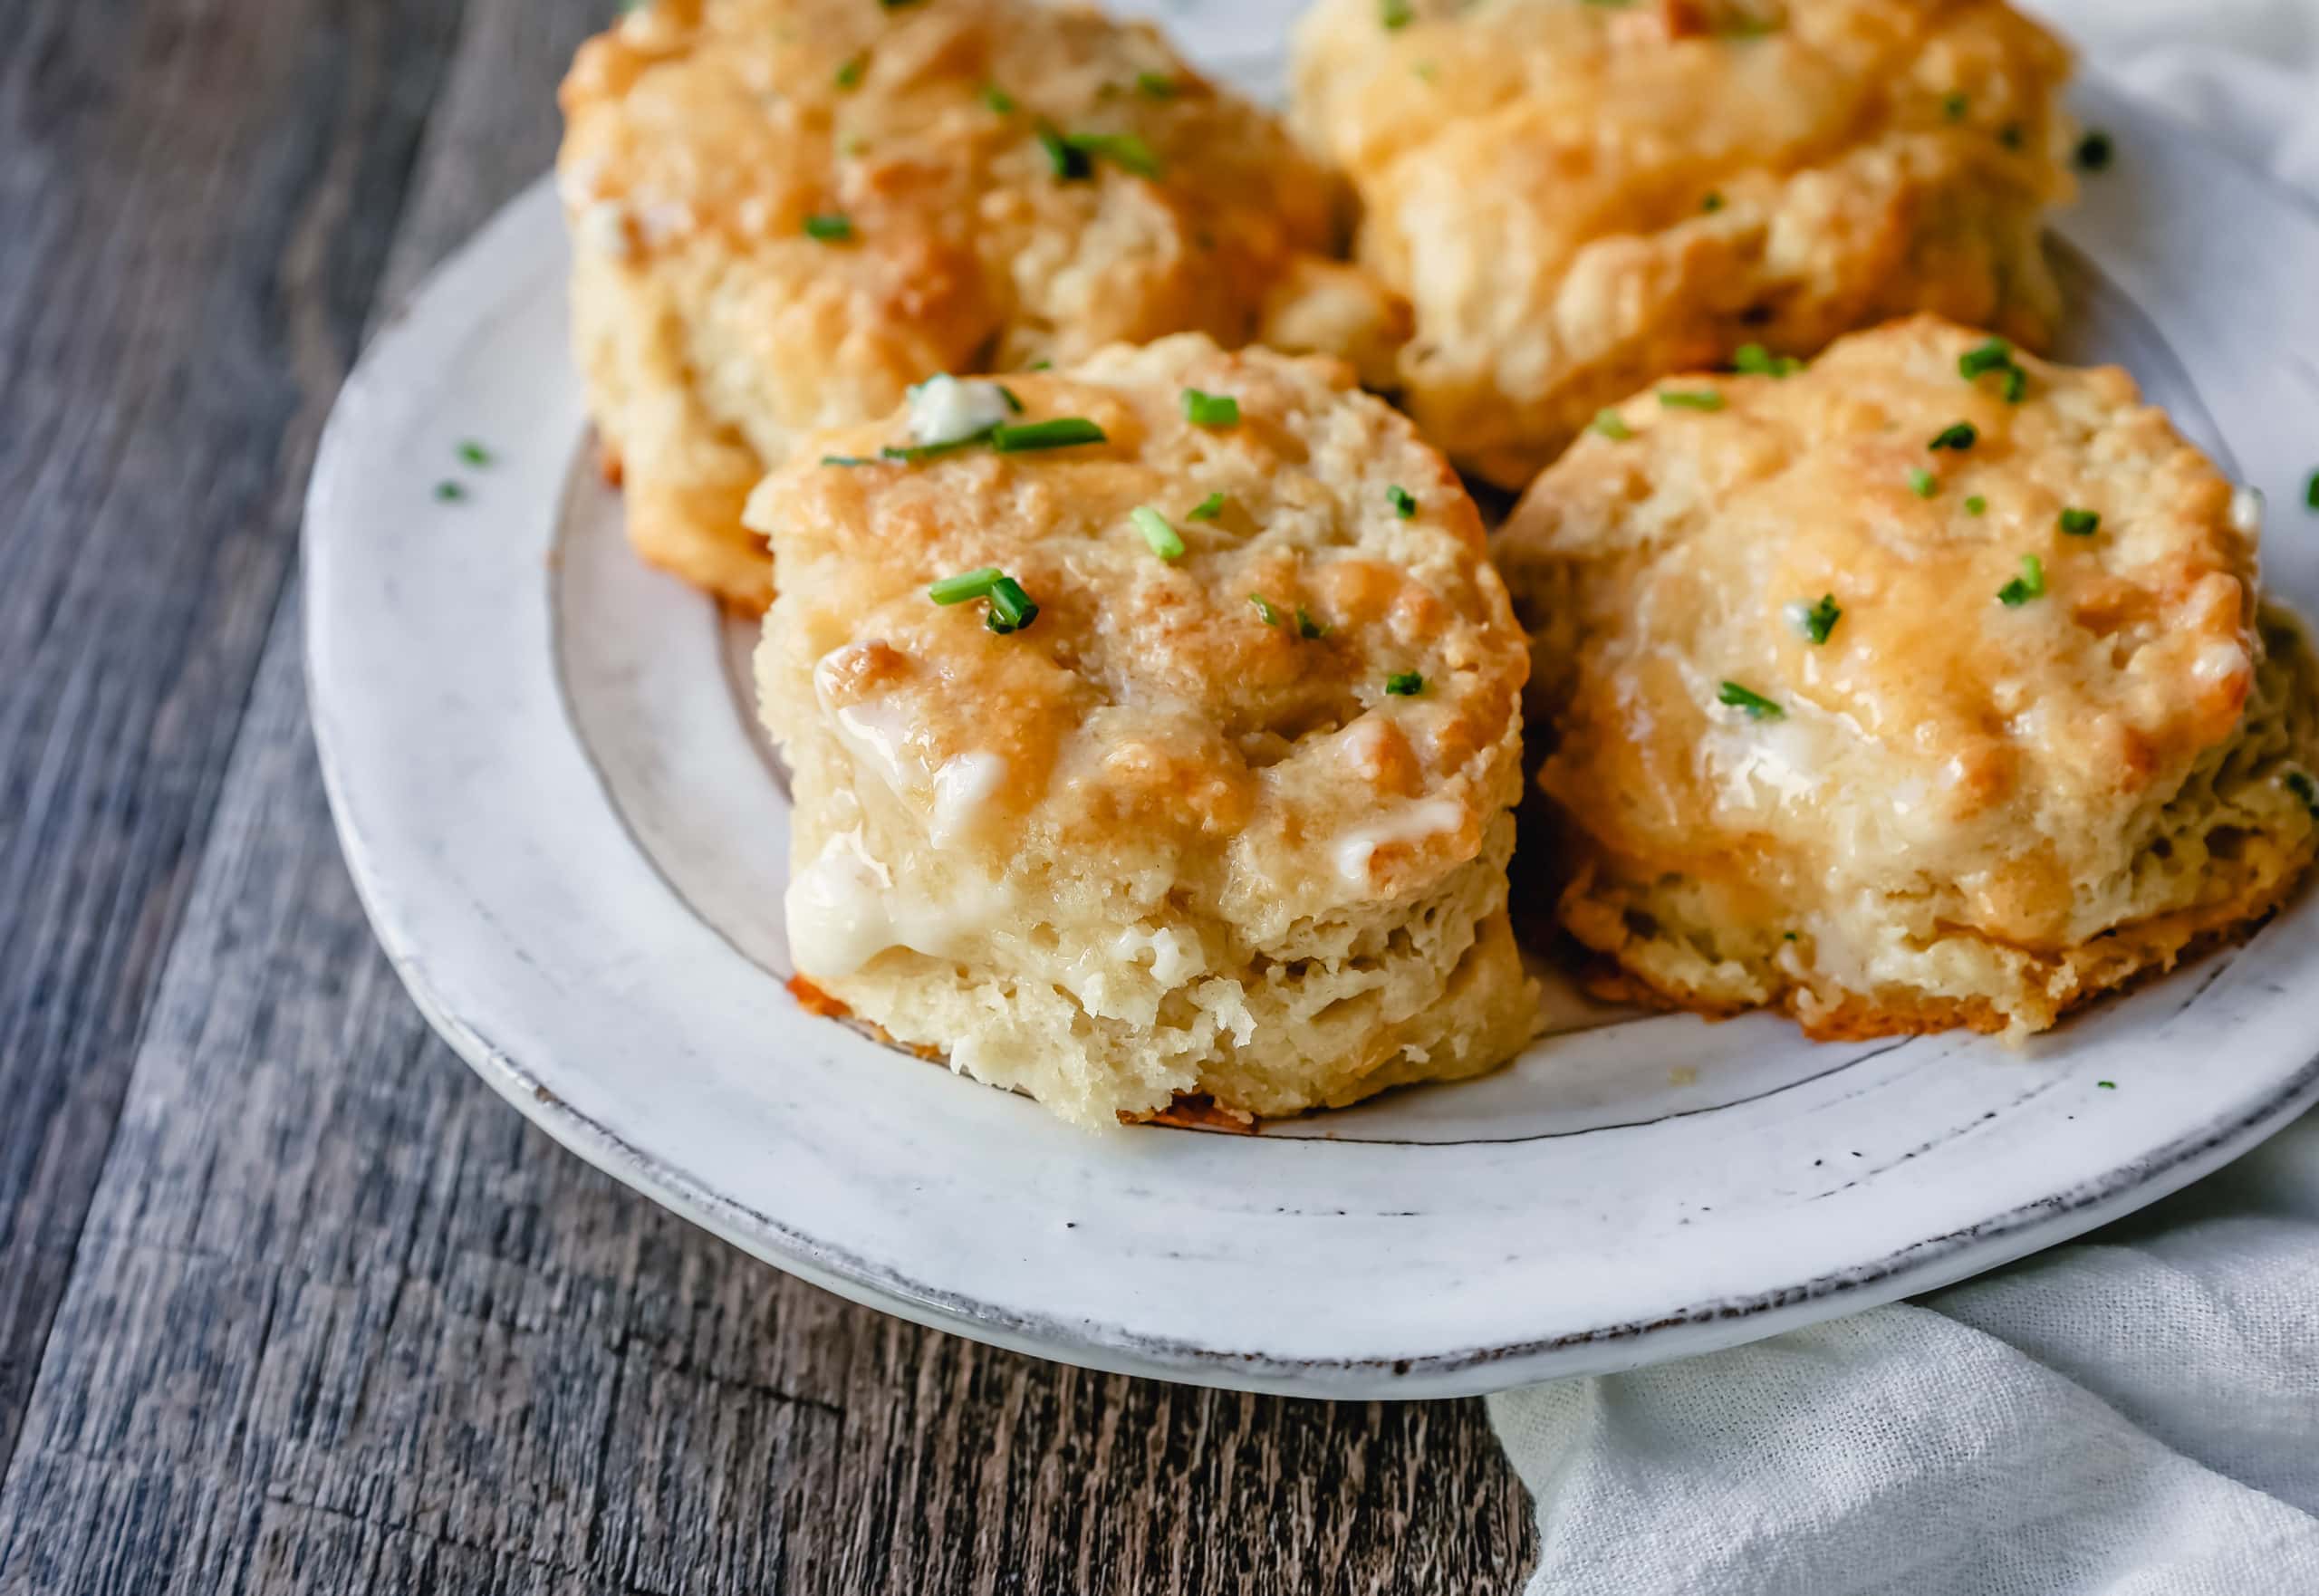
1249;593;1279;626
982;84;1016;114
929;567;1003;604
1718;681;1782;719
1908;466;1938;499
1135;71;1176;98
2285;770;2318;813
457;439;492;466
1388;485;1417;518
2096;1080;2116;1090
1659;388;1726;411
820;453;879;467
1734;342;1803;378
1929;421;1977;451
2076;130;2112;171
1702;190;1725;213
1041;127;1160;180
995;384;1025;413
433;480;466;503
1997;553;2045;606
1942;91;1968;121
1965;495;1987;516
1035;122;1092;180
1592;409;1633;440
1958;336;2028;400
880;428;995;463
1958;338;2014;380
835;52;867;88
803;213;854;242
1381;0;1413;26
1182;388;1239;427
1026;359;1052;371
985;575;1039;633
991;417;1107;451
1787;593;1842;646
1296;606;1330;639
2059;507;2100;536
1131;505;1185;560
2305;470;2318;510
1188;491;1226;521
1998;122;2024;150
1385;671;1424;696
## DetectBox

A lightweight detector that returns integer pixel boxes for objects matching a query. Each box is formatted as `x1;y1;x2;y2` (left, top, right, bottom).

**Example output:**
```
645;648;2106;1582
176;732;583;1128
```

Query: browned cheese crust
1495;316;2319;1039
1294;0;2075;488
561;0;1404;607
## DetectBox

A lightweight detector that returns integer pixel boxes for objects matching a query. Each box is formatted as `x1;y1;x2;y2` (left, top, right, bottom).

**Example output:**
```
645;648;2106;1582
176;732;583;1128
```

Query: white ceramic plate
308;59;2319;1396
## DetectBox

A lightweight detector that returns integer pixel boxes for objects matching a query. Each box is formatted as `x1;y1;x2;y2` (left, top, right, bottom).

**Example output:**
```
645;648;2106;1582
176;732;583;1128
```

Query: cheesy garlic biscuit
561;0;1400;608
1293;0;2074;488
753;336;1535;1127
1496;317;2319;1039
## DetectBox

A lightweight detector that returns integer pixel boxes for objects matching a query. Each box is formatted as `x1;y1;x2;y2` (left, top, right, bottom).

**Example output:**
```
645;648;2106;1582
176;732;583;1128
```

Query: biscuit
1495;316;2319;1039
751;336;1536;1126
560;0;1402;609
1292;0;2074;488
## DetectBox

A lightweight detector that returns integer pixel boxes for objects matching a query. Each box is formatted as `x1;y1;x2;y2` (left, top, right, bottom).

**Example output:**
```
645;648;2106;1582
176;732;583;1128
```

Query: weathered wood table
0;3;1535;1589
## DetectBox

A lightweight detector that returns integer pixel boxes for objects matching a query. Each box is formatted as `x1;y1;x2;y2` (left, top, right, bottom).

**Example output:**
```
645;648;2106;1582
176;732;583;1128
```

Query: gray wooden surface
0;2;1536;1590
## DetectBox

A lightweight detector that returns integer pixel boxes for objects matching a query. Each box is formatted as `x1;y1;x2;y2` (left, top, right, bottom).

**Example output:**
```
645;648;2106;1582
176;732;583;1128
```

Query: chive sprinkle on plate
2059;507;2101;536
2075;130;2112;171
1188;491;1226;521
433;480;466;503
1181;388;1239;427
1591;409;1632;440
1928;421;1977;451
1130;505;1185;560
457;439;492;466
1659;388;1726;411
1718;680;1783;719
1385;671;1424;696
1908;466;1938;499
1381;0;1413;27
981;84;1015;114
1296;606;1330;639
1965;495;1987;515
991;417;1107;451
803;213;853;242
834;52;866;89
1248;593;1279;626
1388;485;1417;517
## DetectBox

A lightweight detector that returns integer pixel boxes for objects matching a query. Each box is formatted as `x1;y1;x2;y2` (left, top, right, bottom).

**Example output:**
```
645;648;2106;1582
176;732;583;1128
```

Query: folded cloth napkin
1488;7;2319;1591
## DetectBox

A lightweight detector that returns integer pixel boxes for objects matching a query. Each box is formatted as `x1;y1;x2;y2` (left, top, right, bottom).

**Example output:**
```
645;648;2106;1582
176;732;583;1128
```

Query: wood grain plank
0;0;1539;1589
0;0;467;1478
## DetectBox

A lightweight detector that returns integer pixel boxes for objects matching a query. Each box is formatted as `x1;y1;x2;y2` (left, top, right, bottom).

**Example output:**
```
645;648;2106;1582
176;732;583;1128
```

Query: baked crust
752;336;1538;1125
1292;0;2074;487
560;0;1401;607
1496;316;2319;1038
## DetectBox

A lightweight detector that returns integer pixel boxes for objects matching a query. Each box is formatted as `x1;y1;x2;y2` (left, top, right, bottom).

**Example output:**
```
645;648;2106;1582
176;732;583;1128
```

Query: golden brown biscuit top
750;337;1526;922
1296;0;2074;194
561;0;1340;371
1499;316;2261;947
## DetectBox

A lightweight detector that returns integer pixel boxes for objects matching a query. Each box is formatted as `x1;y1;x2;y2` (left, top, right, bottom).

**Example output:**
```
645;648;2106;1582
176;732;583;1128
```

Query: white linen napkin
1487;7;2319;1591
